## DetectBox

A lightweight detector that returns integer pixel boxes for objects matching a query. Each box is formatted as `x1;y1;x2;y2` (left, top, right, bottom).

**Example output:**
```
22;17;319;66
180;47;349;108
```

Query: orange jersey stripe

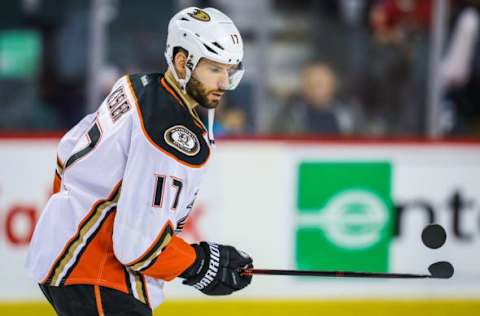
53;172;61;194
64;208;129;293
138;235;196;281
94;285;105;316
160;78;184;105
42;182;122;284
160;78;207;132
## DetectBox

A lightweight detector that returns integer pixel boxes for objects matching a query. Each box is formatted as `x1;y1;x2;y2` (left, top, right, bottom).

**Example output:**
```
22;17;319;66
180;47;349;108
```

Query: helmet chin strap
165;53;215;145
184;71;215;145
208;108;215;146
184;70;215;145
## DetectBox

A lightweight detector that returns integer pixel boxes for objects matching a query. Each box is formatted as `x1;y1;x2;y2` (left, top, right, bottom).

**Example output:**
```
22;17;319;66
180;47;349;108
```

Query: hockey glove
179;241;253;296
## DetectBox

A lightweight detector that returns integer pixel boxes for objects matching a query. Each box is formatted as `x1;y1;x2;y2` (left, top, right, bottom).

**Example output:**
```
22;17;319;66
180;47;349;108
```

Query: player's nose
218;72;229;90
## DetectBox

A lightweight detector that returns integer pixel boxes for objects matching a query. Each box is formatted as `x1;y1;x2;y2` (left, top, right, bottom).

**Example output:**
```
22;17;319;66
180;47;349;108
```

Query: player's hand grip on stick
179;242;253;295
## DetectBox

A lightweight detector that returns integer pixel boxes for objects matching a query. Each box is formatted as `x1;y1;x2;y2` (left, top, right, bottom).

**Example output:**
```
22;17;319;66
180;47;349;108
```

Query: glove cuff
180;242;222;291
179;243;206;280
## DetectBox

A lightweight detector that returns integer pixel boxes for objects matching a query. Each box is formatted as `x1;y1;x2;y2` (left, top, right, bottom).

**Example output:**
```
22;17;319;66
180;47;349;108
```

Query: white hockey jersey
26;70;212;309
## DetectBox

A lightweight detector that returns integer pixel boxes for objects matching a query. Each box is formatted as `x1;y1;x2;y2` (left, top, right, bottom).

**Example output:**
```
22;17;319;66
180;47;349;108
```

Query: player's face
187;59;235;109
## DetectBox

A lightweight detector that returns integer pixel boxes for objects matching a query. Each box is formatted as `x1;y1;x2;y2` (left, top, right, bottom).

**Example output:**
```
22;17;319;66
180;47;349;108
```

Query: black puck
421;224;447;249
428;261;454;279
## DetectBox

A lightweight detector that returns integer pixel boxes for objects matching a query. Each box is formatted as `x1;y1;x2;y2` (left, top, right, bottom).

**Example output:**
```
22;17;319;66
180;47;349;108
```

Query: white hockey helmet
165;7;244;91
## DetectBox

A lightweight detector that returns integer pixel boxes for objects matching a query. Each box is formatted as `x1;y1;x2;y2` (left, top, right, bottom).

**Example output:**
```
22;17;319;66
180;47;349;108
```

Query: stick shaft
242;268;431;279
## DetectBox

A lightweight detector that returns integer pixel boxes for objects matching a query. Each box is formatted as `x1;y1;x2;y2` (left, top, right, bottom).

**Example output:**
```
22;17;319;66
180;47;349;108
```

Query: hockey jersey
26;70;212;308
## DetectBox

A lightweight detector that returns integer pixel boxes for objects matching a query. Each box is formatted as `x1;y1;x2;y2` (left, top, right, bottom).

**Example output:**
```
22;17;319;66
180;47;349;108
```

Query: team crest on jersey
188;9;210;22
164;125;200;156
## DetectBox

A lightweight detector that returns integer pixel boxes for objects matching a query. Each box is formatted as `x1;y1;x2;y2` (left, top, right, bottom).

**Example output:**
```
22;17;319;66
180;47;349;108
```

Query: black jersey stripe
140;274;150;307
56;156;64;176
132;272;149;306
59;207;117;286
42;182;122;285
43;204;101;284
65;121;102;169
124;267;133;295
55;168;62;180
57;155;64;168
127;223;174;272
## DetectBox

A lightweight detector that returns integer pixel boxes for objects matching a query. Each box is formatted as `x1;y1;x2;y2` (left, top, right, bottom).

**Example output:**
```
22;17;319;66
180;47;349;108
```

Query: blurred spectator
213;106;248;136
195;97;249;137
355;0;432;135
271;62;356;135
2;0;479;138
441;0;480;136
370;0;432;44
210;81;254;136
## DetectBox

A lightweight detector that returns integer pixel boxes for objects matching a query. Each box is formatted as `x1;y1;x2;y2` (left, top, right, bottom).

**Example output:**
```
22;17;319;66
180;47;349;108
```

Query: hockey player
26;7;253;315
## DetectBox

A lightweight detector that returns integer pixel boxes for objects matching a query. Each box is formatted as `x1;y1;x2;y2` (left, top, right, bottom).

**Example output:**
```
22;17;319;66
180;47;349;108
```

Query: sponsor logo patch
164;125;200;156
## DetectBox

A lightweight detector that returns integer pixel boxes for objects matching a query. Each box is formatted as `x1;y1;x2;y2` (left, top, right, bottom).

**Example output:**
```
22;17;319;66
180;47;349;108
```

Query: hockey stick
241;261;454;279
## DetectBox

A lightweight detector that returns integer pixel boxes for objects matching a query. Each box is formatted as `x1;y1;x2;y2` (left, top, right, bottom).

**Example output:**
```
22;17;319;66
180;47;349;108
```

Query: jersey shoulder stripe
126;73;210;168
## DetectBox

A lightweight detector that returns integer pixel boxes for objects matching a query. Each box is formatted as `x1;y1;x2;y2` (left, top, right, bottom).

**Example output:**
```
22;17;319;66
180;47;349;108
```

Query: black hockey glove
179;241;253;296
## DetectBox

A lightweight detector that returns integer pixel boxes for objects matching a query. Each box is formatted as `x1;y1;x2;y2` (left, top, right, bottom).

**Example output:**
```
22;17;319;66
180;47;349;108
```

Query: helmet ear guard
164;48;196;92
165;7;244;91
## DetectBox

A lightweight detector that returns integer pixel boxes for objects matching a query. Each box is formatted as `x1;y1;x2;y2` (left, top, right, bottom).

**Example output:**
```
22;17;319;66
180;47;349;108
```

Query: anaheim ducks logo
164;125;200;156
188;8;211;22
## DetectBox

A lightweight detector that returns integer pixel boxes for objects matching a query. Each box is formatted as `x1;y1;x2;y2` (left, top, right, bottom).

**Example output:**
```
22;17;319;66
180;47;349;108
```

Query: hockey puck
428;261;454;279
421;224;447;249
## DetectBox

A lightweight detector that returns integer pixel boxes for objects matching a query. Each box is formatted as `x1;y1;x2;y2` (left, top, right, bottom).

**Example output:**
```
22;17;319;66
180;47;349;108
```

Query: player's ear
173;49;187;79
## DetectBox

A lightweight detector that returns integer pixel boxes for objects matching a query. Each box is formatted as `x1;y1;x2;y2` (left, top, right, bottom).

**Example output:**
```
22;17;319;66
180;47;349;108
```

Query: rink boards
0;137;479;315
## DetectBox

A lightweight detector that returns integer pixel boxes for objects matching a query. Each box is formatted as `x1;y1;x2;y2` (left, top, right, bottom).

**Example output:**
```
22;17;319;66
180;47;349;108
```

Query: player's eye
210;66;222;73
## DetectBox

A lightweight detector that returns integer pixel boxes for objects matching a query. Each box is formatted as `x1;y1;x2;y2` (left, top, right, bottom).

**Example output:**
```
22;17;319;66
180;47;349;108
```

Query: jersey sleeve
52;76;128;195
112;145;196;281
112;77;196;281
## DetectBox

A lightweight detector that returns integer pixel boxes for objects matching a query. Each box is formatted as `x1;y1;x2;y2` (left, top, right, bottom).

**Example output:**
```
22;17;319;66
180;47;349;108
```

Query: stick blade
428;261;454;279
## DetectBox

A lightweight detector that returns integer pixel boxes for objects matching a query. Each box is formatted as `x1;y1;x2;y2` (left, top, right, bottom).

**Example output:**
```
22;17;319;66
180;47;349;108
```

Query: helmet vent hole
212;42;225;50
180;17;189;21
203;44;218;55
195;33;200;37
183;33;187;37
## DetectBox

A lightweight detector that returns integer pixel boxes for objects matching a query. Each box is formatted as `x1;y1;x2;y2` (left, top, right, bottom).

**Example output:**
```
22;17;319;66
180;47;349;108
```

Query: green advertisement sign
296;162;393;272
0;30;41;79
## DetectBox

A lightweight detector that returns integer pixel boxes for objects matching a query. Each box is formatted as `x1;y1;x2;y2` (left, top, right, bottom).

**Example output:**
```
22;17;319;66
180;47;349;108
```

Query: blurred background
0;0;480;315
1;0;479;138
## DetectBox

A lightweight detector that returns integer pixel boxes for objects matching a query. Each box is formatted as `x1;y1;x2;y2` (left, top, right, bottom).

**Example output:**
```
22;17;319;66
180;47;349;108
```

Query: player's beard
186;76;223;109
